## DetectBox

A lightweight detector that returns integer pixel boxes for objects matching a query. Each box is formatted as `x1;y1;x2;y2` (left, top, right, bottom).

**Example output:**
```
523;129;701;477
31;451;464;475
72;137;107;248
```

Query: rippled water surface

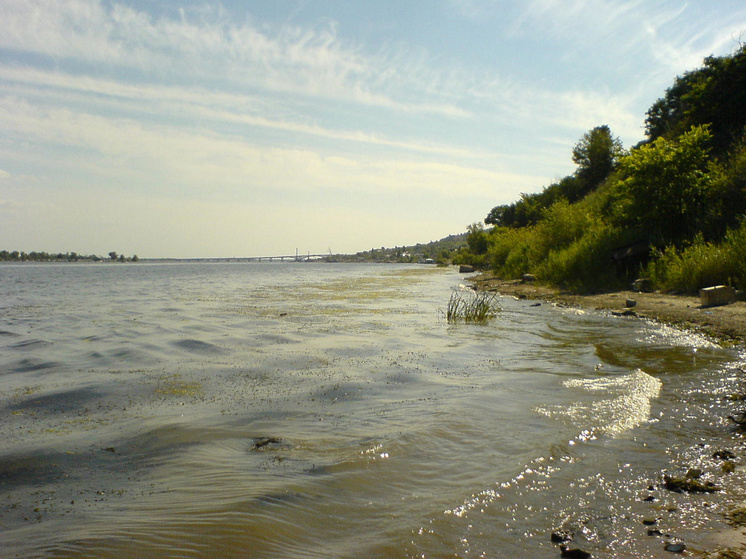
1;262;745;558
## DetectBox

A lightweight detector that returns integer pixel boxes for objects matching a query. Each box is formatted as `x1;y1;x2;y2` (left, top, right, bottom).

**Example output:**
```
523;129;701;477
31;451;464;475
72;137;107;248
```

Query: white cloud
0;0;468;119
0;94;537;204
510;1;746;80
510;0;647;45
0;66;481;160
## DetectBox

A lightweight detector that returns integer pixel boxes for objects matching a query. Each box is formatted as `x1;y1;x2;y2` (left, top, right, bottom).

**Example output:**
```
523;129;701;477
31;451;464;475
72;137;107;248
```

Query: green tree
614;125;719;246
485;203;514;227
571;125;625;198
466;223;488;255
645;45;746;154
486;127;623;226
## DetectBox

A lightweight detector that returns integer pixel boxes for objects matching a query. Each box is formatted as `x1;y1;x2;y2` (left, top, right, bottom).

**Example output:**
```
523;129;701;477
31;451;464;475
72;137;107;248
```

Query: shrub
536;225;629;292
488;226;533;278
528;199;598;263
487;200;637;292
646;223;746;293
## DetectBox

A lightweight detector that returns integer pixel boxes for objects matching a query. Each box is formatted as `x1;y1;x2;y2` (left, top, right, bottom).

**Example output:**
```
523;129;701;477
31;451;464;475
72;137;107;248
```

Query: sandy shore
471;275;746;346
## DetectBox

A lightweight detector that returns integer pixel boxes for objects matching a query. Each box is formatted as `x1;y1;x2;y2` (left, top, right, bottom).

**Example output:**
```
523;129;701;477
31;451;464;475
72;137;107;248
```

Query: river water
1;262;745;558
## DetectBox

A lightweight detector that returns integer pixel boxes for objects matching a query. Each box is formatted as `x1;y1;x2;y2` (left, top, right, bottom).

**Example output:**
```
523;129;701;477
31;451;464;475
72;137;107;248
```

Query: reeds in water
446;289;501;324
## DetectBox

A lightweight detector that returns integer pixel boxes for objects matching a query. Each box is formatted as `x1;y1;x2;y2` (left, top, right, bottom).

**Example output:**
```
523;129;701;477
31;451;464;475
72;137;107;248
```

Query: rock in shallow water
560;545;591;558
550;530;573;543
663;474;721;493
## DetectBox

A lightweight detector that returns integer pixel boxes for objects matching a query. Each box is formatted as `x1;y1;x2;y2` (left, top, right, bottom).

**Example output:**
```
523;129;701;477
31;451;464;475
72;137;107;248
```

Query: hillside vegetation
456;45;746;294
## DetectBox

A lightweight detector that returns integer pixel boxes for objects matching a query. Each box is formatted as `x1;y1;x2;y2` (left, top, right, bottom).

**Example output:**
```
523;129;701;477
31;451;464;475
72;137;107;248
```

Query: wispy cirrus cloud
0;0;469;119
511;0;746;71
0;65;487;163
0;92;536;201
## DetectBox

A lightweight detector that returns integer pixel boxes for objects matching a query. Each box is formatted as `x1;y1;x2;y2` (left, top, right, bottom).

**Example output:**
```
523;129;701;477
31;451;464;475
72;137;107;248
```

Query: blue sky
1;1;745;258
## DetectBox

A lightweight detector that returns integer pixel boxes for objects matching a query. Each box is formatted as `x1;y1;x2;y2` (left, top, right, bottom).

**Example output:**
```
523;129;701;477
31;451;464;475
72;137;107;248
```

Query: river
1;262;744;558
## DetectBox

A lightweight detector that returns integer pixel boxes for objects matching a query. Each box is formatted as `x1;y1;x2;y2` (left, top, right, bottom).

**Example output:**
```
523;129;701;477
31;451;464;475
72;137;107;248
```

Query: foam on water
537;369;663;437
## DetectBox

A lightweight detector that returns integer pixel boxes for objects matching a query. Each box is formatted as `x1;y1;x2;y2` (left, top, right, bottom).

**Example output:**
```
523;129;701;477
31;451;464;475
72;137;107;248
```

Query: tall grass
487;197;639;292
536;224;633;292
646;223;746;293
446;290;501;324
488;226;533;279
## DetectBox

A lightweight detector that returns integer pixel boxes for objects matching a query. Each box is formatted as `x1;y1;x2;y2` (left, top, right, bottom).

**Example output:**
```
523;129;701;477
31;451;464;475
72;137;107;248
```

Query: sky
1;1;746;258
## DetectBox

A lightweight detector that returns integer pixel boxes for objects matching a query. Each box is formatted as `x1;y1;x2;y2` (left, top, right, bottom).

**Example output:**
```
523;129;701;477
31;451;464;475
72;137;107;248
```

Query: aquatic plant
446;289;500;324
726;506;746;527
155;374;202;397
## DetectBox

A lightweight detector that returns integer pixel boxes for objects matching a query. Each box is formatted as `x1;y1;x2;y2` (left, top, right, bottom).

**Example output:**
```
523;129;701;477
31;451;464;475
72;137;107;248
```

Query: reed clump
446;289;501;323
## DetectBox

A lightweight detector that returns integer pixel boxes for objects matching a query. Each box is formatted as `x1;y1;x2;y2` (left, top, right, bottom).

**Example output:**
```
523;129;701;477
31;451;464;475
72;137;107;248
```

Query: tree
485;203;514;227
109;251;117;261
571;125;625;197
466;223;488;255
645;45;746;154
485;192;547;228
486;127;623;226
615;125;719;246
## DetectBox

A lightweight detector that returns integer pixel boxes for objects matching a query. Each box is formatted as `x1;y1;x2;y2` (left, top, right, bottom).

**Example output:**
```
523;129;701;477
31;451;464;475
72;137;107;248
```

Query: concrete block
632;278;652;292
700;285;735;307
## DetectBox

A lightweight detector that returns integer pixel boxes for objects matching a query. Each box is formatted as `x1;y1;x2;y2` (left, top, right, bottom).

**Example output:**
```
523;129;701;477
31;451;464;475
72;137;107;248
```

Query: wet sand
472;275;746;345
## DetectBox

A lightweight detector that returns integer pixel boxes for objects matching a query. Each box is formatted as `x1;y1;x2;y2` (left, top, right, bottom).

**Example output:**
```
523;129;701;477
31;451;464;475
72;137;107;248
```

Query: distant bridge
243;253;331;262
147;251;337;263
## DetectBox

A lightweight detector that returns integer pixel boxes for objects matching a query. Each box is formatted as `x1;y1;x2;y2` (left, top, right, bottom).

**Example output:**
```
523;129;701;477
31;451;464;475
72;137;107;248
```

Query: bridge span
243;253;330;262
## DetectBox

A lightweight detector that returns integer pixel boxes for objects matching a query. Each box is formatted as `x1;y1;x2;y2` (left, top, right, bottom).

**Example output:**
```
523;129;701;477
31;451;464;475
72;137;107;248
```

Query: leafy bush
646;223;746;293
487;199;616;289
488;226;533;279
479;48;746;294
529;200;598;262
452;250;488;268
614;125;720;247
535;225;630;292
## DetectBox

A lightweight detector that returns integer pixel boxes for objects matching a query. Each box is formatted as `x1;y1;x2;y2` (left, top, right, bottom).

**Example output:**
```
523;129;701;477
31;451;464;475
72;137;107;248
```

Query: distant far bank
0;232;469;266
0;250;138;263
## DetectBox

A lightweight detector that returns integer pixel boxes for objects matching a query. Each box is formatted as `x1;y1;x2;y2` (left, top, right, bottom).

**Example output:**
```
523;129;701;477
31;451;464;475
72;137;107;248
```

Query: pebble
647;529;663;536
713;449;736;460
551;530;573;543
560;545;591;559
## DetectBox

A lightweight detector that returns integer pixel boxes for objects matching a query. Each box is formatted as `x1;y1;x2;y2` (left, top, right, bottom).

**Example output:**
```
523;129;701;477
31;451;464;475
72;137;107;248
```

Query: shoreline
473;274;746;557
471;274;746;346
